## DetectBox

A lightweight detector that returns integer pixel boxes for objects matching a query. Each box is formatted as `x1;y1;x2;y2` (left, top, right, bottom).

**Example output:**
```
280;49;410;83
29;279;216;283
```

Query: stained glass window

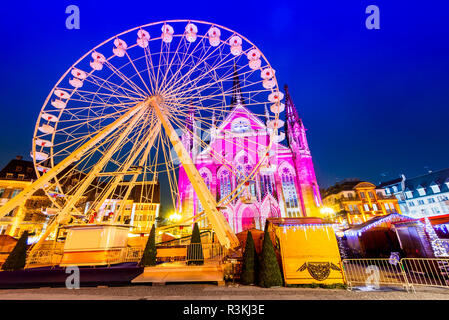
280;167;300;217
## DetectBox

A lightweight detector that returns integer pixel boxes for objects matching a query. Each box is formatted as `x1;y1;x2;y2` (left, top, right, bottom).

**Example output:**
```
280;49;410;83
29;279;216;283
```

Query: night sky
0;0;448;197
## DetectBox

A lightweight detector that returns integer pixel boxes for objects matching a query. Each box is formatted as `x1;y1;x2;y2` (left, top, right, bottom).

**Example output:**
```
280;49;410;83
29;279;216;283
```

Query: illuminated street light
169;212;182;222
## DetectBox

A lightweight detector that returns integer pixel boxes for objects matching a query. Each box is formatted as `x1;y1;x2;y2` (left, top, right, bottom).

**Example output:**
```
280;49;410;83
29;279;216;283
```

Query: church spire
230;64;245;107
284;84;301;127
284;85;309;153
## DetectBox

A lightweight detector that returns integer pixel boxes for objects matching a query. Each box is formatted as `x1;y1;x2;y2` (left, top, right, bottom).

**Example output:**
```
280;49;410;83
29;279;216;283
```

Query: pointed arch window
260;173;275;199
280;167;300;217
218;169;232;202
197;172;211;212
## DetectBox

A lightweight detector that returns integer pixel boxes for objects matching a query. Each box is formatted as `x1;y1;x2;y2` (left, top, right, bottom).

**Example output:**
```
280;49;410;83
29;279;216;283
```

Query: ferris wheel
2;20;285;250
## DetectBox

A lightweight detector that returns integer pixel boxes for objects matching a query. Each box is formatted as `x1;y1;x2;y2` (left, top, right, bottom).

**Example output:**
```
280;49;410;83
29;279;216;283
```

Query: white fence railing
342;258;449;292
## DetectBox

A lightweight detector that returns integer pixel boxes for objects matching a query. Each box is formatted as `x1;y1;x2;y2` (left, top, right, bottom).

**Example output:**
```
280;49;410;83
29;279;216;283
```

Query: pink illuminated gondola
41;113;58;122
267;119;284;129
270;102;285;113
35;139;53;148
261;67;275;80
268;91;284;103
38;124;55;134
249;59;261;70
69;78;83;88
54;89;70;99
31;151;49;161
263;78;276;89
51;99;66;109
71;68;87;80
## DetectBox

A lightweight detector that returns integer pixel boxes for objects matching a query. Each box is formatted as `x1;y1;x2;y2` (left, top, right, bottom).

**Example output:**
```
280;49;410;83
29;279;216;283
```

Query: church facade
177;73;322;234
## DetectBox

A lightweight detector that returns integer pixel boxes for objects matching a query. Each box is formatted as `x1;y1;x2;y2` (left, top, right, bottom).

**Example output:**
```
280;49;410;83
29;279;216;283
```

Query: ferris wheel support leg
92;122;161;215
150;98;239;250
28;99;150;255
0;100;149;224
113;124;161;224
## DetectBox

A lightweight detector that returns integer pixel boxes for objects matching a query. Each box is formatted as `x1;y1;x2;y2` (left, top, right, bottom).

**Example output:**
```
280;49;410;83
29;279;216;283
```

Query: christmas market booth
236;228;264;254
266;217;344;286
392;214;449;258
343;213;415;258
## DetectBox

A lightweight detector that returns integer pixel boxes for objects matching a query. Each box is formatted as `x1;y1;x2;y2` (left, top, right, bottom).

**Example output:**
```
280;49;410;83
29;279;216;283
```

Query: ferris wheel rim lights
33;20;285;210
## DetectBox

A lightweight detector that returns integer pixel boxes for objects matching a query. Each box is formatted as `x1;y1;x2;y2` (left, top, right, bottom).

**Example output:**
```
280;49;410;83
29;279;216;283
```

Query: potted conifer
2;231;29;271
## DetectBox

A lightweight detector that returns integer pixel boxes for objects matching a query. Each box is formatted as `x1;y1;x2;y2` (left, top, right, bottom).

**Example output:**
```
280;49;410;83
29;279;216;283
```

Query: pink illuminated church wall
176;71;322;234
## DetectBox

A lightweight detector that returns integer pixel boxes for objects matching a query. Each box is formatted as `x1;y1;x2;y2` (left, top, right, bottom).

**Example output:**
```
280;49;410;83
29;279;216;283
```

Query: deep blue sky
0;0;448;190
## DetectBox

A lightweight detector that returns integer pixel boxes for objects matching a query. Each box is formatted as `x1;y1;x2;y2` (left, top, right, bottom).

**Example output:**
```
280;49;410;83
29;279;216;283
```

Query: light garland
344;213;415;237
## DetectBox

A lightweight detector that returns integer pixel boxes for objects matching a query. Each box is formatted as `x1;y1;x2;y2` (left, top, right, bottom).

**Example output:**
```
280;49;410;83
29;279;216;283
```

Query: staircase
131;261;225;285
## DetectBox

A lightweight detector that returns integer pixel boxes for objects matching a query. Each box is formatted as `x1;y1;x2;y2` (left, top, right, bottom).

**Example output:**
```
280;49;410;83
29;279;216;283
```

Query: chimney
16;155;23;160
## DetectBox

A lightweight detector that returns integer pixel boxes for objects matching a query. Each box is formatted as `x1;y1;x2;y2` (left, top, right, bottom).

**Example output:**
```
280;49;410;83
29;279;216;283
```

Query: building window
432;207;441;215
418;200;425;205
368;192;374;199
417;187;426;196
373;203;378;211
0;188;4;197
408;201;415;207
405;191;413;199
428;198;436;204
11;189;21;198
392;186;398;193
6;173;13;179
363;204;370;211
360;192;366;199
18;174;25;180
431;185;440;193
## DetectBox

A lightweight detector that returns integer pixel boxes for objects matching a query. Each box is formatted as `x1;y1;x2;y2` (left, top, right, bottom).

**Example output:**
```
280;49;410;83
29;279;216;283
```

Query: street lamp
320;207;335;221
168;212;182;222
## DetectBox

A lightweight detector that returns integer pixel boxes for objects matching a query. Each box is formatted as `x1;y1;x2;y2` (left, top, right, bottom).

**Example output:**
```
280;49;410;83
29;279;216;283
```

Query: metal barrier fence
124;243;224;264
342;258;449;292
342;259;410;291
402;258;449;289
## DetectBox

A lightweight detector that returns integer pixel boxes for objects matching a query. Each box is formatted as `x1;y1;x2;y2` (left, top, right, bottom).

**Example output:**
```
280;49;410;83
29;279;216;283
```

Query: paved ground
0;284;448;300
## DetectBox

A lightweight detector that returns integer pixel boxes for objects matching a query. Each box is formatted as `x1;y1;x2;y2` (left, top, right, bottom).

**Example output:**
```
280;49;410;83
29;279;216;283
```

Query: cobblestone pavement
0;284;448;300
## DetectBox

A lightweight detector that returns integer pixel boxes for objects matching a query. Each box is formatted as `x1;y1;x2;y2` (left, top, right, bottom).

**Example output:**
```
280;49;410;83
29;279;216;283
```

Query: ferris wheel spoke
143;47;158;94
171;62;259;101
165;39;243;99
161;34;211;95
91;116;160;213
85;73;147;100
162;33;232;96
103;60;148;97
124;51;152;95
158;33;190;95
166;113;246;177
